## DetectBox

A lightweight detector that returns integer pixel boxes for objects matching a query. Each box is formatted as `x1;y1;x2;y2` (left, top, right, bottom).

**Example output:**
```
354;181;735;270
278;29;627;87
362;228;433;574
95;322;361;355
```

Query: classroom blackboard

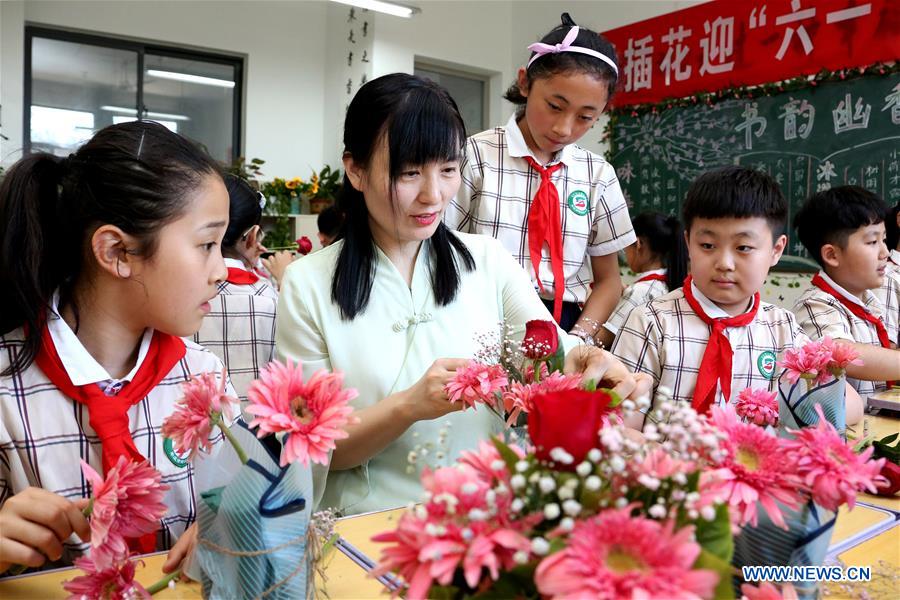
608;72;900;259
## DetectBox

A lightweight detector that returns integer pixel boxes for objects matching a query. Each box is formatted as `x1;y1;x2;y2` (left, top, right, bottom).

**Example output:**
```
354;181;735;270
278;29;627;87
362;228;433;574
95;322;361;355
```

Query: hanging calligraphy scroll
603;0;900;107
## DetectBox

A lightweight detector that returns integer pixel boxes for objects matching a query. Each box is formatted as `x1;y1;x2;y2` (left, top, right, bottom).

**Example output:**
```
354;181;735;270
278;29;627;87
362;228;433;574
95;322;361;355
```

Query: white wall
0;0;708;175
0;0;329;178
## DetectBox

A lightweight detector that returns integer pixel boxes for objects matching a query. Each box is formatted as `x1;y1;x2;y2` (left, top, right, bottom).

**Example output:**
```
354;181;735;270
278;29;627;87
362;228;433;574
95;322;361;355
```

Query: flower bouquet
373;365;885;600
727;383;885;599
445;319;600;433
160;363;357;599
777;337;861;437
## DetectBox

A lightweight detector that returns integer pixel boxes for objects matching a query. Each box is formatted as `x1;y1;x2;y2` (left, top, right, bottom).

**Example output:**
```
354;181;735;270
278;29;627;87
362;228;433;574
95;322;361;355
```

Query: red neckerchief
681;275;761;415
226;267;259;285
35;325;186;553
811;273;894;389
636;273;667;283
811;274;891;350
523;156;566;324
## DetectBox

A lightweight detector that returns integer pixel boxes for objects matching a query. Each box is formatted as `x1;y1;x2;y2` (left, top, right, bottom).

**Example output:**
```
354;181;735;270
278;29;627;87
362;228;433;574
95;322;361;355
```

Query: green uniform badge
163;437;189;468
567;190;589;215
757;351;777;379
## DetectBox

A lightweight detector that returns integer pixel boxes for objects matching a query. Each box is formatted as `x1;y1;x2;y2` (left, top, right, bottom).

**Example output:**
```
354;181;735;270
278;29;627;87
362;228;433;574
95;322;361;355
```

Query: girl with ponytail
275;73;650;516
597;211;689;348
0;121;233;573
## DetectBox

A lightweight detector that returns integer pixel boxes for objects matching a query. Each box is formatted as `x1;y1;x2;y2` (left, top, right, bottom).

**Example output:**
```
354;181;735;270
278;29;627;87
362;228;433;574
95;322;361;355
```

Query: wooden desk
824;524;900;600
0;509;402;600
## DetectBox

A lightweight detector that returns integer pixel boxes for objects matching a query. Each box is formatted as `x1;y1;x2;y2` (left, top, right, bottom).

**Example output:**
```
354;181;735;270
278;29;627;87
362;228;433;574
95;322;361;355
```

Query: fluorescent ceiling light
330;0;419;19
145;69;235;88
100;105;190;121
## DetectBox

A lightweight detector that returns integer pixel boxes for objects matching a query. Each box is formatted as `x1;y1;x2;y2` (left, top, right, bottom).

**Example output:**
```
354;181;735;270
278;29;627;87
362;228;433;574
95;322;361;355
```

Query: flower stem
82;498;94;518
532;360;541;383
146;568;181;595
216;417;249;465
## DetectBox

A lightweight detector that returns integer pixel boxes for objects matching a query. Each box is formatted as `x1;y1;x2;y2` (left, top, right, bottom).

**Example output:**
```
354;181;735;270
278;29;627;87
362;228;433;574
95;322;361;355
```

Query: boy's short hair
794;186;888;267
682;166;788;237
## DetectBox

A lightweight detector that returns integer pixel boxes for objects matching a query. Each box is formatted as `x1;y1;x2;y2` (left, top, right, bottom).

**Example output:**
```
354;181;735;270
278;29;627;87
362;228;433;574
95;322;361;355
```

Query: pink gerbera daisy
245;360;358;466
445;362;508;409
783;405;886;511
458;439;525;483
63;554;150;600
706;406;803;529
162;369;238;459
779;341;834;386
741;581;799;600
534;508;718;599
821;337;863;378
81;458;169;569
734;388;779;427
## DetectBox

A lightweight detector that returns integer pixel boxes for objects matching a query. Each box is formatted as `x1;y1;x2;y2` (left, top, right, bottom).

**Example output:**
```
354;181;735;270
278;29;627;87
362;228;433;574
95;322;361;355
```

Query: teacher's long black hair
332;73;475;320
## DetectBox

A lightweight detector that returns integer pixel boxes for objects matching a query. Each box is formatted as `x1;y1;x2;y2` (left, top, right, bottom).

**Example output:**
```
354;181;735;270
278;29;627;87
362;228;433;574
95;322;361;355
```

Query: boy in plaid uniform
611;167;864;429
792;186;900;398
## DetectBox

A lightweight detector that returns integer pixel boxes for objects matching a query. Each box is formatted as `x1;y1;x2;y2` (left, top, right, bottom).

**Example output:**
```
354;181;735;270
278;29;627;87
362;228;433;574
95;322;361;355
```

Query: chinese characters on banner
603;0;899;107
343;7;374;114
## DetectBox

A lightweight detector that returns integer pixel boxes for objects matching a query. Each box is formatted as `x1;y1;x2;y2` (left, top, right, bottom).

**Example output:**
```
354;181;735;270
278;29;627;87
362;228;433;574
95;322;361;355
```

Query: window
25;27;242;162
414;62;488;136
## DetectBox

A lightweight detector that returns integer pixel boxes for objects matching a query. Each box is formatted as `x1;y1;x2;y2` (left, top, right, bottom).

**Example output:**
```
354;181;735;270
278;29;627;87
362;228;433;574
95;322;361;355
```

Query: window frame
414;59;490;134
24;25;243;160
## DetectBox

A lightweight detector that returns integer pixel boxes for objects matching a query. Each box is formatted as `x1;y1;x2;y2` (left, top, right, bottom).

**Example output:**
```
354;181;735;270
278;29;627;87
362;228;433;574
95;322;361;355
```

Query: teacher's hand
563;346;653;402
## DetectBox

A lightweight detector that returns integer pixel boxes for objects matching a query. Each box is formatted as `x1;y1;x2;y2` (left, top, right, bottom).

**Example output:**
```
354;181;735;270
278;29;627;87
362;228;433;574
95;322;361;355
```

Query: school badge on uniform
566;190;589;215
757;350;777;379
163;437;190;468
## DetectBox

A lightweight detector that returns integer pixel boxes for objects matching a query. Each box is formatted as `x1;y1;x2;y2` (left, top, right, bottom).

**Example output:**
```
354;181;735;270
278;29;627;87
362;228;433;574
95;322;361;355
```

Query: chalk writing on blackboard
609;72;900;258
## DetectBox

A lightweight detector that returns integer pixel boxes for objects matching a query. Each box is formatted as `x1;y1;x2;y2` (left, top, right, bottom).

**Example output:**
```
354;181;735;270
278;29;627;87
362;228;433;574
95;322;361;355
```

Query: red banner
603;0;900;107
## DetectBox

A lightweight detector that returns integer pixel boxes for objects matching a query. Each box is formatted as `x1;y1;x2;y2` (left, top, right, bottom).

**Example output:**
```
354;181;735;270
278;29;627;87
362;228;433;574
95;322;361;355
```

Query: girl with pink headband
445;12;635;343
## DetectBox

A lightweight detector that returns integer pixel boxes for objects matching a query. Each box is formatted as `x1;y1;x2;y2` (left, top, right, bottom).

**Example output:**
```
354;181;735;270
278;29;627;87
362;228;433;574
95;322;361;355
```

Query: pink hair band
526;26;618;77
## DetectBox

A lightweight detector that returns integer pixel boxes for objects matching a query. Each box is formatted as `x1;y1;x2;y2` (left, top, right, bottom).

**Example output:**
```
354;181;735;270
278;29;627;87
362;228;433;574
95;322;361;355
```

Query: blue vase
733;500;836;599
194;421;312;600
777;372;846;438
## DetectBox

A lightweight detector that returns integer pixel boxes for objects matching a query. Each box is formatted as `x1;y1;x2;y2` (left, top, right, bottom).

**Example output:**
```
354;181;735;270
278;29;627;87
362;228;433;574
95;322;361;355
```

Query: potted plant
308;165;342;214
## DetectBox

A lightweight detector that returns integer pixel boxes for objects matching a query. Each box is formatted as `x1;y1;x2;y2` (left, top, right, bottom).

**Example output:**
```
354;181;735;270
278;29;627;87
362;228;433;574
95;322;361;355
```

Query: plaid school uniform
193;260;278;401
793;271;899;397
603;269;670;337
611;282;809;416
0;308;232;568
445;114;636;306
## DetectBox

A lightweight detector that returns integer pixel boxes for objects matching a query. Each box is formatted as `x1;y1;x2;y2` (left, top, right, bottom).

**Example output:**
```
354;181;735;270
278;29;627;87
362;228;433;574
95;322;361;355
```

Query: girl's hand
563;346;654;401
162;522;197;576
0;488;90;572
261;250;296;285
397;358;470;423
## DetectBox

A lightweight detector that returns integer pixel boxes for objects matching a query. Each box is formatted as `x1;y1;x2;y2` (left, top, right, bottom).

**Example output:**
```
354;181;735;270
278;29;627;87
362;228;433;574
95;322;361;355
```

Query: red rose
296;236;313;255
874;460;900;497
527;388;613;469
522;319;559;360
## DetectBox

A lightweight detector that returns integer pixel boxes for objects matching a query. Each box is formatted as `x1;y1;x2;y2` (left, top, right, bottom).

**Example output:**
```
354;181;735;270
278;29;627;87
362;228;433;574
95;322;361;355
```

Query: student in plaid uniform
611;167;864;430
194;174;277;400
0;122;234;573
445;13;635;338
596;211;688;349
885;202;900;272
276;74;650;516
792;187;900;397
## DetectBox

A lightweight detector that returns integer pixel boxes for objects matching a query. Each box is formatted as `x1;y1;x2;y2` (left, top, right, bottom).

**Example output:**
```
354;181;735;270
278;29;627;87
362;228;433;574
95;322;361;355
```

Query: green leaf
471;565;539;600
428;584;461;600
547;339;566;374
693;547;736;600
604;388;623;408
694;504;734;564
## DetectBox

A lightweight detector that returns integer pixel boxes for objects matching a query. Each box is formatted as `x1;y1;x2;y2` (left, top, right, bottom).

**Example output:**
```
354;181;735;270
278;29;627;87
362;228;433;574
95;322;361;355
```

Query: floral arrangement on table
371;327;888;600
777;336;861;436
61;361;357;599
